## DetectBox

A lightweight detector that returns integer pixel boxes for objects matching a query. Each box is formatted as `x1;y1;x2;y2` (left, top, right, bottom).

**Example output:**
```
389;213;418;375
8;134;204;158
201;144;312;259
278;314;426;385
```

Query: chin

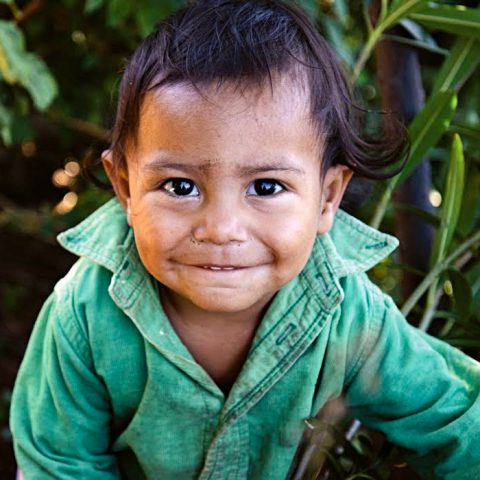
188;290;273;315
193;298;257;314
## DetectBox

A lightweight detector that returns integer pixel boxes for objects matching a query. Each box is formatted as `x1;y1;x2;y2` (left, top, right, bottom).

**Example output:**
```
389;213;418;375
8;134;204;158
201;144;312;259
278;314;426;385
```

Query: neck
159;285;272;334
158;285;274;393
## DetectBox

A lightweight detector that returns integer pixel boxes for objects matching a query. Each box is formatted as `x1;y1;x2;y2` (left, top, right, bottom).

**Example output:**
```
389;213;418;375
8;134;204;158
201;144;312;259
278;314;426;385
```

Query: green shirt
10;199;480;479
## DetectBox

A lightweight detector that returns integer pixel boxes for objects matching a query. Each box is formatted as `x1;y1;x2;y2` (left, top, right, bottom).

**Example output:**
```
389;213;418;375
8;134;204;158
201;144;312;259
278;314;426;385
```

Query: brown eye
247;179;284;196
161;178;199;197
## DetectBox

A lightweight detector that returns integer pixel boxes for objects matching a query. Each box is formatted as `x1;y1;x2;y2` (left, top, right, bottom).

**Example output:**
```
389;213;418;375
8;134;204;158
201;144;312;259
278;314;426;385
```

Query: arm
10;289;121;479
345;287;480;479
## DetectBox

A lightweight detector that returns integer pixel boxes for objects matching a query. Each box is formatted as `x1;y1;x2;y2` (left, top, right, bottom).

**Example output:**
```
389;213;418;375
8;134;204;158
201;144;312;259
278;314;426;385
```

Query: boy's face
105;78;351;320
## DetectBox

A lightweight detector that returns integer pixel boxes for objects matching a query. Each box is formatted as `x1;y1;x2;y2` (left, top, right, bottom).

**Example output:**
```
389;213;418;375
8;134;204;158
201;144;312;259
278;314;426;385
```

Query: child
10;1;480;478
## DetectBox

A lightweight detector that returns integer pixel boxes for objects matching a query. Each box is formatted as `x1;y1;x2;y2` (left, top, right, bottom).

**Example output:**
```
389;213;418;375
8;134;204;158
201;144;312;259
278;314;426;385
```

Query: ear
102;149;132;225
317;165;353;235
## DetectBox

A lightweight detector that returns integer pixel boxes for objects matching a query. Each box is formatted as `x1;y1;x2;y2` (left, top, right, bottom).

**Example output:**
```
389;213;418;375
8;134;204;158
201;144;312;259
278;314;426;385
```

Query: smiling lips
200;265;245;271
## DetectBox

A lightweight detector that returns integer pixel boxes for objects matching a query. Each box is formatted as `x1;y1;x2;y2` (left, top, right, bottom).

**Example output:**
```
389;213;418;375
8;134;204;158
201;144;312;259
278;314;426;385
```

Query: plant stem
370;183;393;229
418;278;439;332
16;0;45;26
362;2;373;35
352;30;381;82
380;0;388;23
438;317;456;337
8;1;23;21
63;117;109;141
401;230;480;320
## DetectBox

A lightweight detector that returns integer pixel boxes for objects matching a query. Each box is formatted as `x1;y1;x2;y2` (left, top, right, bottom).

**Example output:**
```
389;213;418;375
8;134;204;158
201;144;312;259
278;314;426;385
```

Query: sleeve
345;287;480;480
9;288;121;479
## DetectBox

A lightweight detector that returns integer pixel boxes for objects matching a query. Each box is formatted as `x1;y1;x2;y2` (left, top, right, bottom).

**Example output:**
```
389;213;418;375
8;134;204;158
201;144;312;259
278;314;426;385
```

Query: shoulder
37;258;115;363
340;272;393;327
55;256;115;319
45;244;139;360
332;272;398;383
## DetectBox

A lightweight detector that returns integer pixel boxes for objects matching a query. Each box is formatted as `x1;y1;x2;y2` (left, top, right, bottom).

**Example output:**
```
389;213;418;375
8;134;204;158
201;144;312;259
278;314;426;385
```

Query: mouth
199;265;246;271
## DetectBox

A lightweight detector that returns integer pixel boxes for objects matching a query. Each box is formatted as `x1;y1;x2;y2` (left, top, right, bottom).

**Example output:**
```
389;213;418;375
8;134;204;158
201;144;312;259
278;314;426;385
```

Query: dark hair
104;0;406;182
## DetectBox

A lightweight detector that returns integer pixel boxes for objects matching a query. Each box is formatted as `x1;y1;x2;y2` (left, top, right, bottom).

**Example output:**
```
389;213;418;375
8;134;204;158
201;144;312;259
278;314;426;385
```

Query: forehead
151;73;309;115
130;74;321;168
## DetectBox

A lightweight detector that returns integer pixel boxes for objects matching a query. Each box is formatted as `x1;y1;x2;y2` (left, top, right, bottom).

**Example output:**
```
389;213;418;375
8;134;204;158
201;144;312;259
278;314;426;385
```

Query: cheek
267;216;318;272
129;208;178;266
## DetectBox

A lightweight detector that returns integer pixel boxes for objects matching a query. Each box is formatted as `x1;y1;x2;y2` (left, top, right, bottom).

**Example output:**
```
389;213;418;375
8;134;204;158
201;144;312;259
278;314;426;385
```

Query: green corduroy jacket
10;199;480;479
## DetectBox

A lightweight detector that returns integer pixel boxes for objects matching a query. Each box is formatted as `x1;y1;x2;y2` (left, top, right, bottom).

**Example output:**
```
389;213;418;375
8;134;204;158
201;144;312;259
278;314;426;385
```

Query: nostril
191;209;248;245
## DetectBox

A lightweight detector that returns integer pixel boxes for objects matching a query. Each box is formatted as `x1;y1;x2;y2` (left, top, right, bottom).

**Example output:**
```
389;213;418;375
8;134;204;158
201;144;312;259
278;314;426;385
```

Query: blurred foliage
1;0;480;478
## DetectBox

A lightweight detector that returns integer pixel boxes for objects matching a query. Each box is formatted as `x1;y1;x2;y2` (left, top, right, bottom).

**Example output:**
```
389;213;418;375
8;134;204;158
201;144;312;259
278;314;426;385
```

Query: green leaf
106;0;134;27
352;0;428;80
9;111;33;144
84;0;104;14
469;272;480;324
399;18;439;46
392;202;441;228
381;0;428;31
445;338;480;348
0;100;12;145
0;20;58;110
410;4;480;39
449;123;480;142
0;20;19;84
457;165;480;237
332;0;349;27
18;54;58;110
322;17;355;67
402;230;480;320
391;89;457;190
466;262;480;299
135;2;174;38
429;134;465;267
370;90;457;229
433;310;459;321
447;268;473;321
380;32;448;55
389;18;448;54
297;0;320;20
433;36;480;94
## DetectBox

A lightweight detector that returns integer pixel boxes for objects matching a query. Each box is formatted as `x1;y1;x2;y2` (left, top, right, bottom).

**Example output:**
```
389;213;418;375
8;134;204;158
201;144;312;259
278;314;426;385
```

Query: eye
161;178;199;197
246;179;284;196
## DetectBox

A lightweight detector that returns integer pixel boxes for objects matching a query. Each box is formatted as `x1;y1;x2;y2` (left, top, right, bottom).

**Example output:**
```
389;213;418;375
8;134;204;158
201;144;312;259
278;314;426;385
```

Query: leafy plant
1;0;479;478
288;0;480;478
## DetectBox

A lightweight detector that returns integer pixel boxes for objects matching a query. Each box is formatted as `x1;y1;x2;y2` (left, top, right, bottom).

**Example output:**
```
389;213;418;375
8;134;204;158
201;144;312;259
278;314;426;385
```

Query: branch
16;0;44;26
63;117;110;142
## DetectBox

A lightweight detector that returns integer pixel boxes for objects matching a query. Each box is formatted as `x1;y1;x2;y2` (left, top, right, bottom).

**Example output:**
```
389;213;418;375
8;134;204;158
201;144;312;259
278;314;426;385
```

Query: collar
57;198;132;273
57;198;398;312
318;208;399;277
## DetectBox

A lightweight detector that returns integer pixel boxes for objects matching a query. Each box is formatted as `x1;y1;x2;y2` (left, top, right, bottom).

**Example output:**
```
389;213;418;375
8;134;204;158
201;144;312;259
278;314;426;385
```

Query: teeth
203;266;235;271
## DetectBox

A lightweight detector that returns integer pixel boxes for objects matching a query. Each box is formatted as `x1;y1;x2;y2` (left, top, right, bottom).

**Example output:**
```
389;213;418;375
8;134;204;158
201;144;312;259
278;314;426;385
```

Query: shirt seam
224;311;327;424
249;288;308;355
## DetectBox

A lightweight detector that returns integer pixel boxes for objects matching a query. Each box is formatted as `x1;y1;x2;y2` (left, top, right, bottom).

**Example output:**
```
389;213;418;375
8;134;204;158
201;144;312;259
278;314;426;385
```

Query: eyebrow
142;157;306;176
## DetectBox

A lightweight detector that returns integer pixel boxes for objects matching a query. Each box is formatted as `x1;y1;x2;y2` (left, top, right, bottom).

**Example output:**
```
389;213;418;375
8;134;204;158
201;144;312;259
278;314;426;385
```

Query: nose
191;196;249;245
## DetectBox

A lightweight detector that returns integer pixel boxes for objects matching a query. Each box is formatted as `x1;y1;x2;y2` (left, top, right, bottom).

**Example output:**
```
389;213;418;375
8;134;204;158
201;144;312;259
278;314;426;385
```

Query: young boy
10;1;480;479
